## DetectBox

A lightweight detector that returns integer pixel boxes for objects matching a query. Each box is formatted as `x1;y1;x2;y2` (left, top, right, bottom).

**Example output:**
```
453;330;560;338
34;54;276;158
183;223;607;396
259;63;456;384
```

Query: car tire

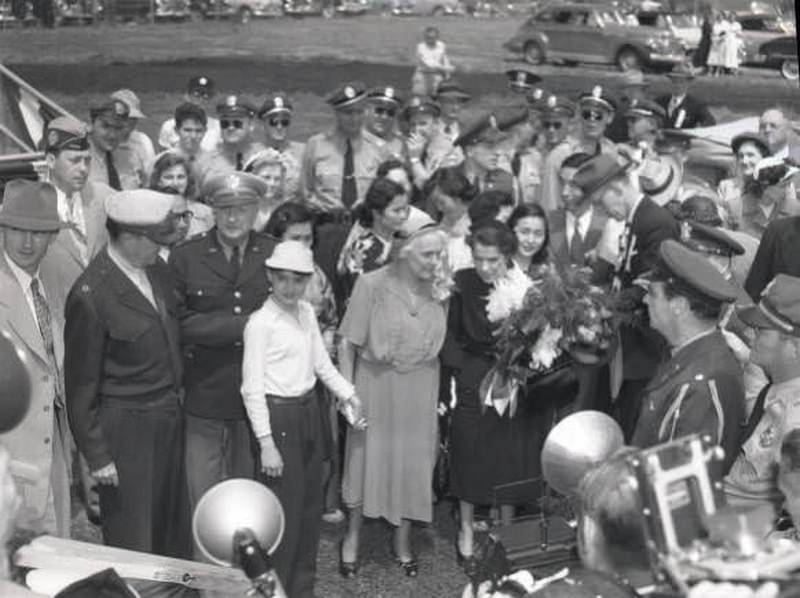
524;40;544;65
616;46;642;72
781;59;799;81
431;5;445;15
238;6;253;22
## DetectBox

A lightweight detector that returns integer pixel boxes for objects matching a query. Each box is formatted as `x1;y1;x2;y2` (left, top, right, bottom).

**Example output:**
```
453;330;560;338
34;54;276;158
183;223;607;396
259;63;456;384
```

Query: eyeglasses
269;118;291;128
581;110;605;122
221;119;245;130
171;211;194;222
374;107;397;118
542;121;563;130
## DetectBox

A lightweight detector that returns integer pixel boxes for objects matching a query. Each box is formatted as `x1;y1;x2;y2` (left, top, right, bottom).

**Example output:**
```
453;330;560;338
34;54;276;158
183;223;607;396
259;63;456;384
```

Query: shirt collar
4;252;38;292
670;327;716;356
771;376;800;397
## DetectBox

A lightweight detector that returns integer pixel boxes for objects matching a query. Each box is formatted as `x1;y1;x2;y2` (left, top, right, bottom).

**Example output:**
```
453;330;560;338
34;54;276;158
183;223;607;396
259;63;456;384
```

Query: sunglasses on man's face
221;119;245;130
171;211;194;223
581;110;605;123
269;118;291;128
374;106;397;118
542;121;564;130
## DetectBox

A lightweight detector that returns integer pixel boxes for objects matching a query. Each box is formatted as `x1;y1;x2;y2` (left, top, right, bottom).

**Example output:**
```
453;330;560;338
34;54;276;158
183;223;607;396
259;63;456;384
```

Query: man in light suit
0;179;72;537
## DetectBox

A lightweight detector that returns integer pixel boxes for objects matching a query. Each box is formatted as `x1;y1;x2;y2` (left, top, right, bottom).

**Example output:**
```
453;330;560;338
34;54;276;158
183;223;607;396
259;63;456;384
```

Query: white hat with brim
104;189;175;227
265;240;314;274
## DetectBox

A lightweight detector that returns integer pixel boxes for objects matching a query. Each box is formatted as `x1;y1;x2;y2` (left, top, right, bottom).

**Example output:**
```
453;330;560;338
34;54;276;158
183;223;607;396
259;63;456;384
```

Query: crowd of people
1;22;800;596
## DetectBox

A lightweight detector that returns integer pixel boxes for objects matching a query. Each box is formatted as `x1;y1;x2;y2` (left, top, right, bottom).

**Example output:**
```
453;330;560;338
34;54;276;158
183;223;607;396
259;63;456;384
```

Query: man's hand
260;436;284;478
91;462;119;486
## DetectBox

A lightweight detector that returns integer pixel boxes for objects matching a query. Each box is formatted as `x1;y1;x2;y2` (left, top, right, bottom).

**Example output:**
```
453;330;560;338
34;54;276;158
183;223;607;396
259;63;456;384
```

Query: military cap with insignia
110;89;146;119
526;87;548;110
434;80;471;103
454;112;505;147
505;69;542;93
652;239;739;303
366;86;403;106
325;81;367;109
731;132;771;157
216;94;257;118
45;116;90;153
680;221;745;257
202;172;267;207
401;96;440;120
542;94;576;118
89;97;130;122
257;94;293;120
187;75;215;100
577;85;617;113
105;189;175;227
738;274;800;337
624;98;666;124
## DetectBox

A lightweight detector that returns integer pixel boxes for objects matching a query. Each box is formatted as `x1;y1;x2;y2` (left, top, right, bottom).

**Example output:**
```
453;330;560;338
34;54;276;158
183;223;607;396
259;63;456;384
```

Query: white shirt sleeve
308;304;355;400
240;312;272;438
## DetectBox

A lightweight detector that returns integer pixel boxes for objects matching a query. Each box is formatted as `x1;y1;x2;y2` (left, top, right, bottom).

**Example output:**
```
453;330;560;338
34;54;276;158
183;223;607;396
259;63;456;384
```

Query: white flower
530;325;563;371
486;266;534;323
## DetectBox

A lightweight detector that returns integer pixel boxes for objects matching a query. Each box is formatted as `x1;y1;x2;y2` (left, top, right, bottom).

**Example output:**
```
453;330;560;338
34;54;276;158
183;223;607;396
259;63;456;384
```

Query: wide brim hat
730;132;771;157
0;180;71;232
264;240;314;274
681;221;745;257
656;239;739;303
639;154;682;206
572;153;632;196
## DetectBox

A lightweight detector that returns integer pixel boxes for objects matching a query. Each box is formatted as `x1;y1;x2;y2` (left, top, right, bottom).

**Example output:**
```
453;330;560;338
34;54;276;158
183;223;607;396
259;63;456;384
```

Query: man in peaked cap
65;189;191;557
434;80;471;143
197;94;266;182
505;69;541;95
632;240;746;473
607;69;650;144
300;81;390;215
257;93;305;201
110;89;155;191
158;75;222;153
168;171;276;528
363;86;405;157
540;85;618;214
656;63;715;130
87;97;131;191
455;111;518;194
0;180;73;538
726;274;800;508
403;96;461;193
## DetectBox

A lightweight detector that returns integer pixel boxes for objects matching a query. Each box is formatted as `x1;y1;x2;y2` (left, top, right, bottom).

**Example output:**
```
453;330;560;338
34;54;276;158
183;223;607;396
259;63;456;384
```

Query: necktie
230;245;241;281
569;223;585;265
105;151;121;190
236;152;244;171
30;279;64;408
341;139;357;208
742;383;772;442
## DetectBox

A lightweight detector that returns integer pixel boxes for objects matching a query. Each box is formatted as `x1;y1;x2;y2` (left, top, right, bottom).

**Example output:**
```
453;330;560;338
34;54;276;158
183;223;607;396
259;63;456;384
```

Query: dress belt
266;389;317;406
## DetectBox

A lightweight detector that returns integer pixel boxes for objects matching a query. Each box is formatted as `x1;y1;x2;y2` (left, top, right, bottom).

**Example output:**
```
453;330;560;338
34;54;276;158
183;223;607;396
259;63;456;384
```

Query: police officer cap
401;96;441;120
89;97;130;122
366;86;403;106
202;172;267;208
187;75;215;100
681;221;745;257
104;189;175;227
738;274;800;337
325;81;367;109
654;239;739;303
542;94;576;118
216;94;257;118
505;69;541;93
454;112;505;148
526;87;549;110
258;94;294;119
45;116;90;152
578;85;617;113
625;98;666;124
731;132;771;157
434;80;471;103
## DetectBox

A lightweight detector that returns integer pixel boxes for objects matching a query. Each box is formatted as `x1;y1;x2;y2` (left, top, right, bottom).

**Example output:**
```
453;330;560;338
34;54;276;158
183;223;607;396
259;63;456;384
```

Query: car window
553;10;574;24
637;12;658;27
567;11;589;25
533;9;553;23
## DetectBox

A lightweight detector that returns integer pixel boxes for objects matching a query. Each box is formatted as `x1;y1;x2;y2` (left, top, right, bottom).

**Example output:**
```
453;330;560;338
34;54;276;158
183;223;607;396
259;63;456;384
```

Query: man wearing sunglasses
158;75;222;154
258;94;305;202
198;94;266;183
540;86;618;214
363;86;404;158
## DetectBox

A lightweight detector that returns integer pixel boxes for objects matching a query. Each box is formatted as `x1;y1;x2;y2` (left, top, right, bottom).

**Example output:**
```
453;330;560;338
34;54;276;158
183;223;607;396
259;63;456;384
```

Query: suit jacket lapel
585;210;607;251
0;255;49;364
100;251;161;321
200;233;237;282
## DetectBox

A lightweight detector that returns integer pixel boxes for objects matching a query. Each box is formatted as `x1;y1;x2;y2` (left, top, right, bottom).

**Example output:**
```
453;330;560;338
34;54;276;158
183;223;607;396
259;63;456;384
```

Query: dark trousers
263;392;323;598
98;396;191;559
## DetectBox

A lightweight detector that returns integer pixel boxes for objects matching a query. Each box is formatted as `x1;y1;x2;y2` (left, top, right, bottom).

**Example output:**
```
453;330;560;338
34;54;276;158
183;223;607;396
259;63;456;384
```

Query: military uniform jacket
168;230;276;420
632;330;746;473
744;216;800;301
64;249;183;471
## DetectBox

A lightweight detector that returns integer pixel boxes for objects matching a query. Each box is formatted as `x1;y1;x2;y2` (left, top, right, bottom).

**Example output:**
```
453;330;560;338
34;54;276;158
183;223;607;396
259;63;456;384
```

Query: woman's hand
260;436;284;478
406;133;427;160
341;395;367;430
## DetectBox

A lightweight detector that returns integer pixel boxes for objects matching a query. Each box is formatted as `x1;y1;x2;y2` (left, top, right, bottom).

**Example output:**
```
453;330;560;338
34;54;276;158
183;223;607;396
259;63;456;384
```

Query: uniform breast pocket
107;318;153;365
186;284;228;311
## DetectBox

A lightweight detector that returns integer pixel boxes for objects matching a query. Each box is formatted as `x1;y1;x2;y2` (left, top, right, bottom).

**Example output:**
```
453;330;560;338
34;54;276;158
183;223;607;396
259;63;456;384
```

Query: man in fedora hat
725;275;800;508
655;64;715;130
168;172;276;527
0;179;73;537
632;240;746;473
65;189;190;557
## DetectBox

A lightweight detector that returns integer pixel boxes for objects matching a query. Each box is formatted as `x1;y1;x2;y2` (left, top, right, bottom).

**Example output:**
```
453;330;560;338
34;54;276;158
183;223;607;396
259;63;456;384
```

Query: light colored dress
340;265;447;525
722;20;743;70
707;20;725;67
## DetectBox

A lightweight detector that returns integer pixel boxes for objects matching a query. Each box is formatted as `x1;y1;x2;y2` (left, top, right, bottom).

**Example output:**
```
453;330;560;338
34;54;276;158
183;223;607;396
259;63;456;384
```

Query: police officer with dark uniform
632;239;746;474
168;172;276;521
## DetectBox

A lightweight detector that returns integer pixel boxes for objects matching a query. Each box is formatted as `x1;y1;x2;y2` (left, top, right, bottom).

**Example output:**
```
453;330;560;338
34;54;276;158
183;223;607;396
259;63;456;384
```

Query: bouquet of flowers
480;265;617;416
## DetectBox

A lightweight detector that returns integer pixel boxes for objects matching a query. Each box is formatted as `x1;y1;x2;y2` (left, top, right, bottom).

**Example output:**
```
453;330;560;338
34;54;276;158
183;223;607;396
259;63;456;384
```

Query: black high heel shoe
454;538;479;577
389;541;419;577
338;540;359;578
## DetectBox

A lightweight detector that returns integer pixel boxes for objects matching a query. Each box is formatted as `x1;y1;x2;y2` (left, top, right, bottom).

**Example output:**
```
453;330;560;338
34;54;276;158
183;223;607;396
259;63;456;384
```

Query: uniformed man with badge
632;239;746;474
256;93;306;201
454;110;519;196
427;80;470;170
300;81;389;215
197;94;266;182
362;86;404;158
87;97;131;191
168;171;276;522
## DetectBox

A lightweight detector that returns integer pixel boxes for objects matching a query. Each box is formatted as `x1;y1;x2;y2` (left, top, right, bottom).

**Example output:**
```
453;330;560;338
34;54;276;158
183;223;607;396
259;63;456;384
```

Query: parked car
755;35;799;80
503;3;686;71
390;0;461;16
196;0;281;20
634;10;701;51
736;11;796;64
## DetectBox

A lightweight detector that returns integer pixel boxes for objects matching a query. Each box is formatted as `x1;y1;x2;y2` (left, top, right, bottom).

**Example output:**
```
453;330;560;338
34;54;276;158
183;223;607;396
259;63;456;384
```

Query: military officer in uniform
168;172;276;522
632;239;746;474
197;94;266;182
362;86;404;158
87;97;130;191
65;189;189;557
256;94;306;201
300;81;389;215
